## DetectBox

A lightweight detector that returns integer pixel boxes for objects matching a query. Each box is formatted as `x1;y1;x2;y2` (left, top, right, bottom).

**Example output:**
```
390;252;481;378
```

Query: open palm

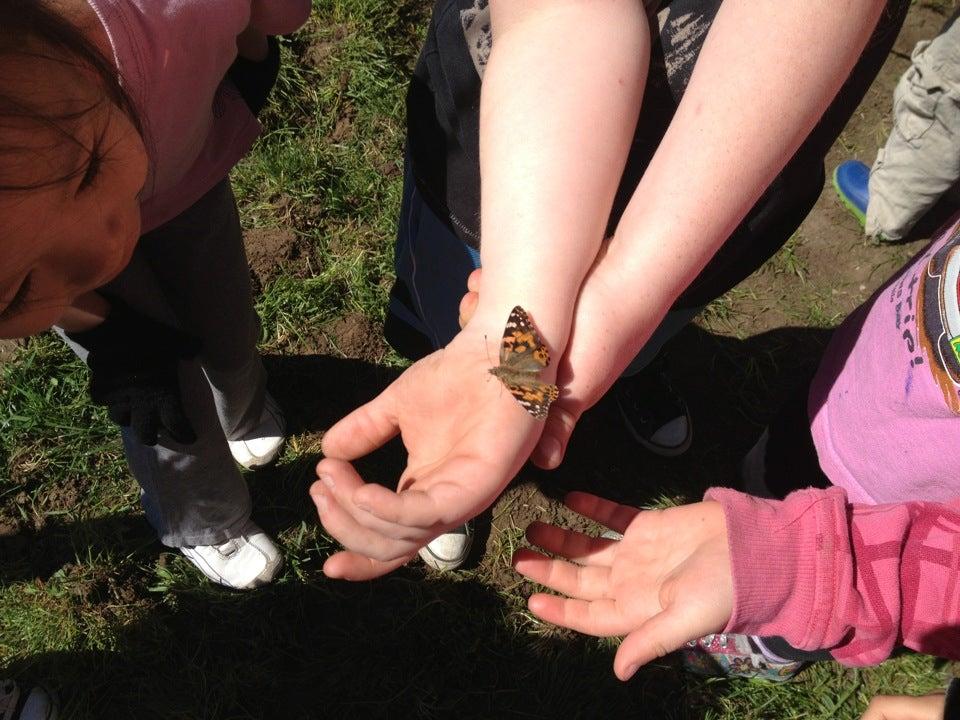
513;492;733;679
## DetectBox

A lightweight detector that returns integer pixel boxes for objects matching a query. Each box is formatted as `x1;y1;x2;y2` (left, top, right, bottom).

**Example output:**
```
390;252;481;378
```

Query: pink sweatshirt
87;0;311;233
709;486;960;666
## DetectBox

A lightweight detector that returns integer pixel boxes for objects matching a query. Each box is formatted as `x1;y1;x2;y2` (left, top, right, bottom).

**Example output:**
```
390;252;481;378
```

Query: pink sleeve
249;0;311;34
704;486;960;666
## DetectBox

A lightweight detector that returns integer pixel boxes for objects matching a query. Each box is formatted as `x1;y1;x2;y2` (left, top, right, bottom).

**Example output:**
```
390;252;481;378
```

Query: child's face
0;51;148;339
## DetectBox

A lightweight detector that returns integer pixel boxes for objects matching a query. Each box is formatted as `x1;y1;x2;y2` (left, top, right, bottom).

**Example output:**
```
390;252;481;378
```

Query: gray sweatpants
868;9;960;241
59;179;266;548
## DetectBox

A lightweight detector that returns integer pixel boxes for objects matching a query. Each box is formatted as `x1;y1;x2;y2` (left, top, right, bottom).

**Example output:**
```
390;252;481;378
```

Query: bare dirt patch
319;312;386;362
0;339;21;365
302;24;351;72
244;227;304;293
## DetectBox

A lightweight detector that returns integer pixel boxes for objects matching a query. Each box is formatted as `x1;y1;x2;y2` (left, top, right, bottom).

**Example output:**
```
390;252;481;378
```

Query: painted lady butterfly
489;306;559;420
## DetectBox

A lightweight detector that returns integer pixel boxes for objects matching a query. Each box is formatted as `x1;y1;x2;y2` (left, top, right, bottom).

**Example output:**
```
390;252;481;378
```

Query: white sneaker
228;393;286;470
418;522;473;571
0;680;56;720
180;520;282;590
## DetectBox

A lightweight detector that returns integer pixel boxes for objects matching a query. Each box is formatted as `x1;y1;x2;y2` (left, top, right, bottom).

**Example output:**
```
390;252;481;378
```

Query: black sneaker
614;367;692;457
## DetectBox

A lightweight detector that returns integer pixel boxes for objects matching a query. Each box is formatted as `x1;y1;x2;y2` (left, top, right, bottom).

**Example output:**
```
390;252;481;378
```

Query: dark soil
243;227;302;293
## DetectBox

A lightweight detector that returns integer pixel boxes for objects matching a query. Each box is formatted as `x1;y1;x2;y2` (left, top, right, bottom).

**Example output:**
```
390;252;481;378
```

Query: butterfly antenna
483;333;494;383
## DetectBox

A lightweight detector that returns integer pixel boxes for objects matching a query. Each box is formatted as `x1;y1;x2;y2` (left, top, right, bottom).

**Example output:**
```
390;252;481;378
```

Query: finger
310;482;419;562
565;492;641;534
352;482;443;528
531;403;578;470
512;548;612;601
353;455;491;528
322;549;413;581
315;460;437;543
458;291;479;329
320;387;400;460
524;521;617;565
526;593;628;637
466;268;482;293
613;608;708;680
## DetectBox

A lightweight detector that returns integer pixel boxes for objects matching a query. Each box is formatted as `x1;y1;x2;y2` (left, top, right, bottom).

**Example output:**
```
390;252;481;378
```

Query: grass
2;1;959;718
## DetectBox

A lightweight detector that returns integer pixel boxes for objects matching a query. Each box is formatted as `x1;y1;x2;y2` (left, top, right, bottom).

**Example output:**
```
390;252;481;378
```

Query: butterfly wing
499;305;552;373
504;380;559;420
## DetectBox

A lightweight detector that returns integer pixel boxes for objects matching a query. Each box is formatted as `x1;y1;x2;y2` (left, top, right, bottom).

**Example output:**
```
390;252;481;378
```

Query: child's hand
861;693;947;720
311;326;550;580
512;492;732;681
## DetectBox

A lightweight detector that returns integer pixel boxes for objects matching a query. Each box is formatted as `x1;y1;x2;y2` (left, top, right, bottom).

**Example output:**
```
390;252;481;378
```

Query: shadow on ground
2;324;832;719
523;323;834;509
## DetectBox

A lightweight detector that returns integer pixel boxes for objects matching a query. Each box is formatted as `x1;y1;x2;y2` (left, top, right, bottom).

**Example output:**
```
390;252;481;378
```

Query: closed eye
76;145;102;193
0;273;33;322
76;122;111;195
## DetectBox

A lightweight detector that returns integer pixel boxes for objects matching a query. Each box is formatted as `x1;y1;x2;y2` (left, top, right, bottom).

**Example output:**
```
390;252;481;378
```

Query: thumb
531;403;579;469
613;608;705;681
323;549;413;581
458;291;479;330
321;383;400;460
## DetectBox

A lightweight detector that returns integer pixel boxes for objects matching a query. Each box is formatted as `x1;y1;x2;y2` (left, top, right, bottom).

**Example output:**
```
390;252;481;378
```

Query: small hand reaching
512;492;732;680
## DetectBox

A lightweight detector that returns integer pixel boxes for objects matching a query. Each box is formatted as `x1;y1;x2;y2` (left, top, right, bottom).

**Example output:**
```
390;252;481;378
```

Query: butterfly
488;305;559;420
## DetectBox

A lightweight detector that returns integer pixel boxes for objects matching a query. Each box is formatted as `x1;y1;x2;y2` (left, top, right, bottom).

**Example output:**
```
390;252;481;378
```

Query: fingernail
623;664;638;679
319;474;334;490
541;436;562;467
314;492;328;513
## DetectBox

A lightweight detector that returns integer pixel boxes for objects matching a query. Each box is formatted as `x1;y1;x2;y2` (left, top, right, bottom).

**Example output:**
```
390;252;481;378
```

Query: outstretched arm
525;0;889;467
514;488;960;680
314;0;651;580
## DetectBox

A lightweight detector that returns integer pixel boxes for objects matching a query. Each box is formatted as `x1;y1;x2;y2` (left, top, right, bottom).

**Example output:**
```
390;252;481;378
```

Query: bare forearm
607;0;886;359
470;0;649;358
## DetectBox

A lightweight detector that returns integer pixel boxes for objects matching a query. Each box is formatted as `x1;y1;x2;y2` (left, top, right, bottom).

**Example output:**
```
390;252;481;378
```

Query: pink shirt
809;213;960;503
87;0;311;232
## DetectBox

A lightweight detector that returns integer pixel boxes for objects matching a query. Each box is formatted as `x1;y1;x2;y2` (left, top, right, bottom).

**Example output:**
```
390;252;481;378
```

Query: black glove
228;35;281;117
66;299;201;446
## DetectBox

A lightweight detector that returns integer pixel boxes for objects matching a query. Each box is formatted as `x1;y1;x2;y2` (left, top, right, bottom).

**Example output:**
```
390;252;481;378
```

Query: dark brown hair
0;0;143;190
